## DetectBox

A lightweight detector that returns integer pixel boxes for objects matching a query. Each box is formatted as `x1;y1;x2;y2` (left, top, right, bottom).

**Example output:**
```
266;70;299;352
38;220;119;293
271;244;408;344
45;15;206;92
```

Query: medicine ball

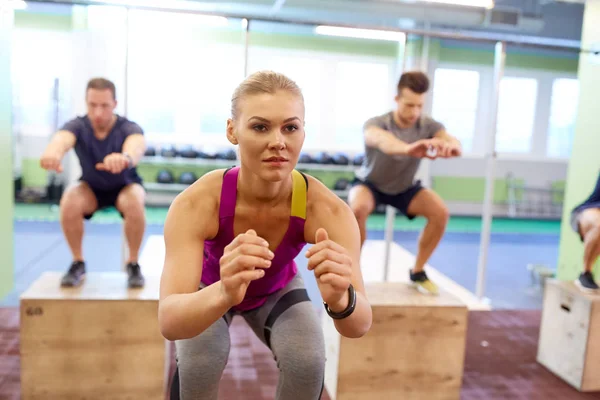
299;153;313;164
222;149;237;161
144;146;156;157
157;170;174;184
334;178;350;191
314;152;334;165
179;171;197;185
353;154;365;166
160;145;178;158
332;153;350;165
179;145;198;159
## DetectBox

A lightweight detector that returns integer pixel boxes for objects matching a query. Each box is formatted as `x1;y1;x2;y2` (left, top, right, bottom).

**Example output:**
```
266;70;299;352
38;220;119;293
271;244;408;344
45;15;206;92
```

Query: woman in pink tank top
159;71;372;399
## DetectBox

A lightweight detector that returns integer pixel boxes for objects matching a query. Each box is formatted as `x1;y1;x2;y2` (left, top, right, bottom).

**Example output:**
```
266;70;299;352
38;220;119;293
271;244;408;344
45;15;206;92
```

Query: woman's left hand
306;228;353;310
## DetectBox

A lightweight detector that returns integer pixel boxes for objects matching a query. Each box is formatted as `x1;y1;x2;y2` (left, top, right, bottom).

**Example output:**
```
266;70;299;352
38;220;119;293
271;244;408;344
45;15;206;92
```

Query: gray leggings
171;274;326;399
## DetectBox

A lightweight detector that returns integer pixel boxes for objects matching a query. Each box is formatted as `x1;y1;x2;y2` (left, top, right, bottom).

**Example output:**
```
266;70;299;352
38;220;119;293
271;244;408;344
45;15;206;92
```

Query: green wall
438;44;579;72
557;2;600;281
1;10;15;300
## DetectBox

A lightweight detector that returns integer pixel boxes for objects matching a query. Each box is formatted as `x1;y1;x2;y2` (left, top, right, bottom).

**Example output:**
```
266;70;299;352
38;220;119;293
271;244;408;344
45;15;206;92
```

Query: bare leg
59;182;98;262
116;183;146;263
578;208;600;273
406;189;449;274
348;184;376;248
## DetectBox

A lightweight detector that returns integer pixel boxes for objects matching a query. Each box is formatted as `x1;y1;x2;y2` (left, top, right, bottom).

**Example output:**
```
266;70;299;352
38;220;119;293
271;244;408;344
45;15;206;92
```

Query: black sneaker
127;262;145;288
61;261;86;287
575;271;599;292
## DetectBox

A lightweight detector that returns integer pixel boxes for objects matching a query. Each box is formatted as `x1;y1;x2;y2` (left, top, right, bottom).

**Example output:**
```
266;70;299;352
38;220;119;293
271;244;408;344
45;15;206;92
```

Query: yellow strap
291;170;307;219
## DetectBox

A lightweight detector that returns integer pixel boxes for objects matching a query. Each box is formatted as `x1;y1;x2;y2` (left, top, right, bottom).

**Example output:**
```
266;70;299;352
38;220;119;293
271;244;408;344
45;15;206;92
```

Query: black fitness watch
323;284;357;319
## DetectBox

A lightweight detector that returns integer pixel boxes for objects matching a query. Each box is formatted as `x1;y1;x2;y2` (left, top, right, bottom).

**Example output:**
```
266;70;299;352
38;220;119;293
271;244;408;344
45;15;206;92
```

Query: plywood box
324;281;469;400
20;271;170;400
537;279;600;392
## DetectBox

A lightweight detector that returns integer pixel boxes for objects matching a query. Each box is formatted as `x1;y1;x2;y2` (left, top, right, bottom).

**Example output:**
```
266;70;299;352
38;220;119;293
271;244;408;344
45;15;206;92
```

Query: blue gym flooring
1;220;559;309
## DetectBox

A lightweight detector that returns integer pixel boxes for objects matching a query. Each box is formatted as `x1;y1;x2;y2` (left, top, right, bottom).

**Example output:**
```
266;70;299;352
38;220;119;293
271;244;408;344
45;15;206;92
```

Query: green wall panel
0;10;15;300
557;2;600;281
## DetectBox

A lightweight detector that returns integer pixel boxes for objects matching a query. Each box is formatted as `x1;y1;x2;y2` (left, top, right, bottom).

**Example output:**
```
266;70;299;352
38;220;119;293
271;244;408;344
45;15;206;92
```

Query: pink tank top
201;166;308;311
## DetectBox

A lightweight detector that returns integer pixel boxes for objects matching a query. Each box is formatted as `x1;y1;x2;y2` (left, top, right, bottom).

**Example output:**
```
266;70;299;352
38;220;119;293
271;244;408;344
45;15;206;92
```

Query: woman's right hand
219;229;274;307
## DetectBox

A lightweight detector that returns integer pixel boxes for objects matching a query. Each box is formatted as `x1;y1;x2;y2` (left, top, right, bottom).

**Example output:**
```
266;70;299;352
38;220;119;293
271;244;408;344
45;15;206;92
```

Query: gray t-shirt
355;111;444;195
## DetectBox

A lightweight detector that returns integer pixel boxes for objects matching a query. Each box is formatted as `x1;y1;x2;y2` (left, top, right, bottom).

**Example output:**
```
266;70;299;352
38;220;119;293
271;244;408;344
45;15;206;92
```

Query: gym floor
4;204;599;400
3;308;600;399
2;203;562;309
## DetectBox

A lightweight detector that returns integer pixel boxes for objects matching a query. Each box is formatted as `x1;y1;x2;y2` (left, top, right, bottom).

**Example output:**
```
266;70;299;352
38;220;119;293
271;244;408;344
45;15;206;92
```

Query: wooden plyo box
323;282;469;400
537;279;600;392
20;271;170;400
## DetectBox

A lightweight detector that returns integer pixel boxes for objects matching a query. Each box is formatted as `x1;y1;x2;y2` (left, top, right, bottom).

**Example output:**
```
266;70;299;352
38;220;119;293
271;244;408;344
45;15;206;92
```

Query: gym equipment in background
299;153;314;164
334;178;350;191
314;152;334;165
332;153;350;165
215;149;237;161
160;145;178;158
144;146;156;157
20;272;169;399
353;154;365;166
178;145;199;159
156;170;175;184
179;171;197;185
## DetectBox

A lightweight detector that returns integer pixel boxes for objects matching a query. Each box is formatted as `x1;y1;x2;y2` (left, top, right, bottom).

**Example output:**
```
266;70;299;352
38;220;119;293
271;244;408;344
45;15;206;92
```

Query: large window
126;10;245;147
431;68;480;153
495;77;538;153
334;61;391;152
547;78;579;158
246;49;325;151
246;21;398;153
12;29;72;137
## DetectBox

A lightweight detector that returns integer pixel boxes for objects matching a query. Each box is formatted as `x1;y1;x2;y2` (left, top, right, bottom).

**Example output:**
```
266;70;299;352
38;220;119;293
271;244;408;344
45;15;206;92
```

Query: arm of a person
44;130;77;157
158;173;231;341
433;129;461;148
121;122;146;166
364;125;412;156
307;178;373;338
121;134;146;166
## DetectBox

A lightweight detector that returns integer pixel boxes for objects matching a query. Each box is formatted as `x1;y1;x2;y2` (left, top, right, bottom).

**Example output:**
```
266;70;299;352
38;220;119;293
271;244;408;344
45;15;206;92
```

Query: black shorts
82;182;144;220
352;178;424;220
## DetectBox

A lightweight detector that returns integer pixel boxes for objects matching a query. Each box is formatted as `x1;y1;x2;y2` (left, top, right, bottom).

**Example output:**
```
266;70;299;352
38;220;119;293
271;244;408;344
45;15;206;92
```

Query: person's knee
579;209;600;239
277;337;325;383
425;202;450;228
349;194;374;222
59;190;87;222
118;188;146;221
176;335;229;379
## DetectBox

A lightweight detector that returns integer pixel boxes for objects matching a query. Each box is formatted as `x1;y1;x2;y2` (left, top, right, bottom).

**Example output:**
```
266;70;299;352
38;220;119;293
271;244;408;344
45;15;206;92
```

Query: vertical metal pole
420;23;431;72
243;18;250;77
475;41;506;301
123;7;129;118
383;33;408;282
383;205;396;281
122;7;131;268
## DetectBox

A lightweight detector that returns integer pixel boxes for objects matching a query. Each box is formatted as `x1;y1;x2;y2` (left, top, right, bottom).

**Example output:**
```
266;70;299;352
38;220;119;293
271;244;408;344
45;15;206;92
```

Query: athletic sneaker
575;271;599;292
410;269;439;295
127;262;145;288
60;261;86;287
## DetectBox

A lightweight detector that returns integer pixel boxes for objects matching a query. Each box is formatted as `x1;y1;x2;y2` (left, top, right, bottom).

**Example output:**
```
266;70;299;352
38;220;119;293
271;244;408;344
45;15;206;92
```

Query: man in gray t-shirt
349;71;461;294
